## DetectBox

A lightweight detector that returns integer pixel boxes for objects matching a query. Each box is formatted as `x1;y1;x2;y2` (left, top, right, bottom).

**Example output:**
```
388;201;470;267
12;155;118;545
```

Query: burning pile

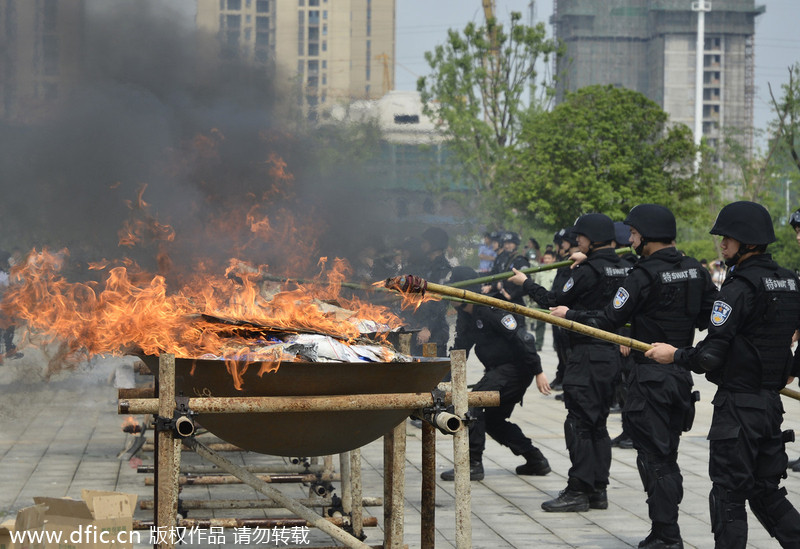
1;248;412;384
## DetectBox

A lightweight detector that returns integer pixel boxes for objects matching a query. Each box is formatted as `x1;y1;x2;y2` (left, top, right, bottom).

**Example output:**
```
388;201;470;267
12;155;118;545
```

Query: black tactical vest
716;261;800;391
569;250;630;346
632;254;708;357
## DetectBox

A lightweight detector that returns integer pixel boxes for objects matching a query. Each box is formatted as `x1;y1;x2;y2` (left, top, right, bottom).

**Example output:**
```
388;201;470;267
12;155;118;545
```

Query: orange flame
3;138;408;383
122;416;141;433
2;248;403;385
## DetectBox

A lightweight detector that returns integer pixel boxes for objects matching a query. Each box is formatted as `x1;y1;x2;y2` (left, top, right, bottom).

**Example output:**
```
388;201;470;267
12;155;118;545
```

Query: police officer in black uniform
647;201;800;549
550;227;580;391
439;266;552;481
486;231;530;307
509;213;629;512
405;227;452;357
611;221;638;449
550;205;717;548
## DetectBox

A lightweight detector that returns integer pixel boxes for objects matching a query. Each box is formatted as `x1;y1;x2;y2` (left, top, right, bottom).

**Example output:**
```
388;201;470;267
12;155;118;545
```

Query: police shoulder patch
501;314;517;331
613;287;629;309
711;300;732;327
563;277;575;292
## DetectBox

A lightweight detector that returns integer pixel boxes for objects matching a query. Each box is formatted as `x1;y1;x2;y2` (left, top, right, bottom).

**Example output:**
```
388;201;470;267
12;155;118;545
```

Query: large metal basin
140;355;450;456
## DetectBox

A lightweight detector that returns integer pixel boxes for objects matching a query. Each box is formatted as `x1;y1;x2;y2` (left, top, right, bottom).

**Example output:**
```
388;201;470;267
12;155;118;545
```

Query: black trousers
562;344;620;489
623;362;693;542
708;389;800;549
468;362;535;460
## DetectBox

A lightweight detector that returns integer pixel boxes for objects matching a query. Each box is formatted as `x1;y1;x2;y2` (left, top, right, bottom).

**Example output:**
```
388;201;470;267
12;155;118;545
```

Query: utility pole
692;1;711;172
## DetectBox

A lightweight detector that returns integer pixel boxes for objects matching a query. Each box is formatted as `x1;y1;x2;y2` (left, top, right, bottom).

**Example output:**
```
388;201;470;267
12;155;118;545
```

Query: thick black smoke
0;0;389;282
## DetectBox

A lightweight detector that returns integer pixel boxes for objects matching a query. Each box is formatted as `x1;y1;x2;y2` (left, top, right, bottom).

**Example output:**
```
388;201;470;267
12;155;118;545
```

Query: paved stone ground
3;331;800;548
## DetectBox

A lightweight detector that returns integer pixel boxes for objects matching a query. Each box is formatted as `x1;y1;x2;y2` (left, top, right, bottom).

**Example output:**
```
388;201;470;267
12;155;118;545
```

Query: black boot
440;459;484;481
515;448;551;476
588;488;608;510
611;432;634;449
637;532;683;549
541;478;590;512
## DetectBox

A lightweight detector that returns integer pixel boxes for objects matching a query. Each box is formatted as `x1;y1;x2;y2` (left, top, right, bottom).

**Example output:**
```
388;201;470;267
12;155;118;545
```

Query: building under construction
552;0;764;155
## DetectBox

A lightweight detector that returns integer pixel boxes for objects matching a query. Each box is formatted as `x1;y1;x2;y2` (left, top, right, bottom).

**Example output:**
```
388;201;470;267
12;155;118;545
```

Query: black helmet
624;204;676;241
790;209;800;229
501;231;521;246
710;201;776;245
613;222;631;246
553;229;566;246
447;266;481;293
573;213;615;243
562;226;579;247
421;227;449;251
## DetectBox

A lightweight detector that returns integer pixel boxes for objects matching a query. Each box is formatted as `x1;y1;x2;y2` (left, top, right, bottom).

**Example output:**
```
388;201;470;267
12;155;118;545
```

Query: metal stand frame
122;348;495;549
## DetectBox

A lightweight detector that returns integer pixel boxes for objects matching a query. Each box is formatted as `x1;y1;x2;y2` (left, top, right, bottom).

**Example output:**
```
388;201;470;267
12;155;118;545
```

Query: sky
125;0;798;140
395;0;800;142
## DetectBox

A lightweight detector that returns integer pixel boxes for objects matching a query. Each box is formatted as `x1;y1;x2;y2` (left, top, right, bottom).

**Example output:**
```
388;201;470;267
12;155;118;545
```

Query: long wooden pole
449;247;634;288
395;277;800;403
421;280;652;352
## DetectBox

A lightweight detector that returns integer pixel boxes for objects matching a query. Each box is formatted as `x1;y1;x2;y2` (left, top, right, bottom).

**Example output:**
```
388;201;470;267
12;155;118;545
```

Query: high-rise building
552;0;764;155
196;0;395;119
0;0;84;124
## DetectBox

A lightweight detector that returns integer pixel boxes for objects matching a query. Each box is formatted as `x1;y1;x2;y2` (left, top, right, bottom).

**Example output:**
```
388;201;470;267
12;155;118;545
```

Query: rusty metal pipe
142;442;244;453
133;517;379;530
144;472;340;486
118;386;155;399
432;411;462;434
137;464;325;474
156;353;180;549
138;497;382;510
174;416;195;437
120;391;500;415
450;350;472;549
185;437;373;549
421;421;436;549
350;448;364;540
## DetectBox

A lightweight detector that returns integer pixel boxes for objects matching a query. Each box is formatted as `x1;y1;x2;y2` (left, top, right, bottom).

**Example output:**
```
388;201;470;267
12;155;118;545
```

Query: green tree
769;64;800;178
416;12;560;210
501;85;698;228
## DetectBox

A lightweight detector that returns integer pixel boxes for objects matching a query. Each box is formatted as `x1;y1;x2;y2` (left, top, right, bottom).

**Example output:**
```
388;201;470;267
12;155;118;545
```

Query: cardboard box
0;504;47;549
33;492;136;549
0;520;13;549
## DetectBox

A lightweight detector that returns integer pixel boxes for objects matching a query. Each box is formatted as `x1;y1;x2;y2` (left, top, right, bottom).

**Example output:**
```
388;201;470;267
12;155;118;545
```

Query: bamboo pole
387;276;800;404
448;247;634;288
781;387;800;402
388;277;652;353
